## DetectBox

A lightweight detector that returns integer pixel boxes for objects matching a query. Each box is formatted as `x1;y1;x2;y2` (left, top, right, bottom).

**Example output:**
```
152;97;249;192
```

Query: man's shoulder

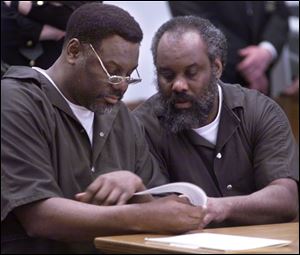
2;66;45;91
220;81;282;125
220;81;272;110
2;66;40;80
133;93;160;119
1;66;52;112
132;93;165;137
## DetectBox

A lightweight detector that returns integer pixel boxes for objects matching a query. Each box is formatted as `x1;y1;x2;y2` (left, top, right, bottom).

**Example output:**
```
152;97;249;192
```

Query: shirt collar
3;66;75;118
219;80;245;110
2;66;121;124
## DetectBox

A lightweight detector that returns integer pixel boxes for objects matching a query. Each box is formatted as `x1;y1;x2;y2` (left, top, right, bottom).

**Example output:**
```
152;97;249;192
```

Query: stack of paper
145;233;291;251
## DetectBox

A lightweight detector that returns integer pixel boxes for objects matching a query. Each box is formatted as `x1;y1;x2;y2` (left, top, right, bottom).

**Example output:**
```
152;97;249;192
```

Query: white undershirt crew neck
192;84;222;145
32;67;94;145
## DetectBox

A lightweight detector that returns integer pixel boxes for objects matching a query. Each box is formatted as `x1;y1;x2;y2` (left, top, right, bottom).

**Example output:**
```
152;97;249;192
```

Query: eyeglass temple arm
89;44;111;78
135;68;141;79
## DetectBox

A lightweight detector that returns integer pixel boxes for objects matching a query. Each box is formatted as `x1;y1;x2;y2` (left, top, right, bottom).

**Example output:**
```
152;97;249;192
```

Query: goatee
89;89;124;114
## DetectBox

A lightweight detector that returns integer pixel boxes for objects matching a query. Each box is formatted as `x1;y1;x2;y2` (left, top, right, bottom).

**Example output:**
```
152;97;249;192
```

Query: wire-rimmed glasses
89;44;142;86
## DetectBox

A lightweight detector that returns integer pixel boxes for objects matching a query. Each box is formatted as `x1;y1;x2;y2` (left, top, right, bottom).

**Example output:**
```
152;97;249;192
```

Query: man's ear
66;38;81;64
214;58;223;79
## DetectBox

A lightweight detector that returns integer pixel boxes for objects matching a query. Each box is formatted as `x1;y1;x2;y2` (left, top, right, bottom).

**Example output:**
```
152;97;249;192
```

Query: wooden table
94;222;299;254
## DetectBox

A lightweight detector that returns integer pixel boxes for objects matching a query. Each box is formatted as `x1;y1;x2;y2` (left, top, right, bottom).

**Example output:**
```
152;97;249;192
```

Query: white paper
145;233;291;251
134;182;207;206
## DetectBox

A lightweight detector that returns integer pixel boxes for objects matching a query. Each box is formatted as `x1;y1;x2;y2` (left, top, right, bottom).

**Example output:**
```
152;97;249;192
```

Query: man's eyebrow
186;63;198;69
105;60;138;74
157;63;198;71
157;67;172;71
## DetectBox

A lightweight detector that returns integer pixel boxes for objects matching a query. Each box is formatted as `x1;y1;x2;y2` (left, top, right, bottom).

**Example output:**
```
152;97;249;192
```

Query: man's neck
206;93;219;125
45;58;73;103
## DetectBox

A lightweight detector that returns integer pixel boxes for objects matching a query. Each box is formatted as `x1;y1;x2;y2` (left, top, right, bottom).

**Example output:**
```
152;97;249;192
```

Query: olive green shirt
1;66;167;253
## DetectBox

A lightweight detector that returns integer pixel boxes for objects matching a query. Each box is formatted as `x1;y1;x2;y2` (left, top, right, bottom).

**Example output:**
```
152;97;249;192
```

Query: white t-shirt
192;84;222;145
32;67;94;145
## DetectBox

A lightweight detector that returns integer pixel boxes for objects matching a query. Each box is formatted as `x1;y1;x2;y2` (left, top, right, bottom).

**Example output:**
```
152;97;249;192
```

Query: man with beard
134;16;299;228
1;4;206;254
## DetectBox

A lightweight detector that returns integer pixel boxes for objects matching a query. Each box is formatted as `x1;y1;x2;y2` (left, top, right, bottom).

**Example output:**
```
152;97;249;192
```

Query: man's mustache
167;92;196;104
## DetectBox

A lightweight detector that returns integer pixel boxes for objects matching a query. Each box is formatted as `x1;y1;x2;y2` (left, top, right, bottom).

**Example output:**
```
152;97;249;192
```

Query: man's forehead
156;31;208;66
98;35;140;67
100;35;139;54
158;30;204;51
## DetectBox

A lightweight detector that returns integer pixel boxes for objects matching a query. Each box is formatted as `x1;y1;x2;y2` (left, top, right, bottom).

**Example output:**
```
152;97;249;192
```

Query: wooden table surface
94;222;299;254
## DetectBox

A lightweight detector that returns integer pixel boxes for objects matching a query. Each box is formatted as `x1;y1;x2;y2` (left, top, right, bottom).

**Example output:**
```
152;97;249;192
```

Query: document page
145;233;291;251
134;182;207;206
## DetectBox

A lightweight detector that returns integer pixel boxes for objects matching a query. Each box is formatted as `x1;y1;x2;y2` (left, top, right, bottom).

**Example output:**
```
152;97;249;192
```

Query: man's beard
90;103;114;114
156;71;218;133
89;97;115;114
88;90;124;114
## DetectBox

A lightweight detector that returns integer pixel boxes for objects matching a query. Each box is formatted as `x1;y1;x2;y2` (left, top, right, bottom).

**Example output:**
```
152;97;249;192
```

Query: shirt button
99;132;105;137
226;184;233;190
26;40;33;47
29;60;35;66
91;166;95;172
216;152;222;159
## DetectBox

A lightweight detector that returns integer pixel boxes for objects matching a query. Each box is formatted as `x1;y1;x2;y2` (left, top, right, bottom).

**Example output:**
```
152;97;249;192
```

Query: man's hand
248;73;269;95
39;24;65;41
199;197;229;229
3;1;12;7
4;1;32;15
139;195;207;234
237;45;273;84
75;170;145;206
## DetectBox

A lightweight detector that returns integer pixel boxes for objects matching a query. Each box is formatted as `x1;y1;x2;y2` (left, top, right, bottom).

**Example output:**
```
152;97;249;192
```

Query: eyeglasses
89;44;142;86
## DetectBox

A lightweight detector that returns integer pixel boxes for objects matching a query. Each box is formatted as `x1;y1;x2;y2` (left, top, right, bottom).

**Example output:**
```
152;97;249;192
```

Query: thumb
75;192;89;203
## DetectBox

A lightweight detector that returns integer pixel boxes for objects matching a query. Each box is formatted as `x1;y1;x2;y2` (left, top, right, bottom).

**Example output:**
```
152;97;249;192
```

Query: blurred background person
282;1;299;98
168;1;290;96
1;1;96;76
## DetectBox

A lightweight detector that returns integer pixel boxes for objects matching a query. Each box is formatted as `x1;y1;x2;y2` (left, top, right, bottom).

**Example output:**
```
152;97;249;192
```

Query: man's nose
172;77;188;93
112;80;128;90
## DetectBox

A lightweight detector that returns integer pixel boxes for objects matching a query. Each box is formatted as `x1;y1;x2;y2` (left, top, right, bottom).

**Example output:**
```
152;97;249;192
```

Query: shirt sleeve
251;93;299;188
259;41;277;60
261;1;290;58
1;79;63;221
